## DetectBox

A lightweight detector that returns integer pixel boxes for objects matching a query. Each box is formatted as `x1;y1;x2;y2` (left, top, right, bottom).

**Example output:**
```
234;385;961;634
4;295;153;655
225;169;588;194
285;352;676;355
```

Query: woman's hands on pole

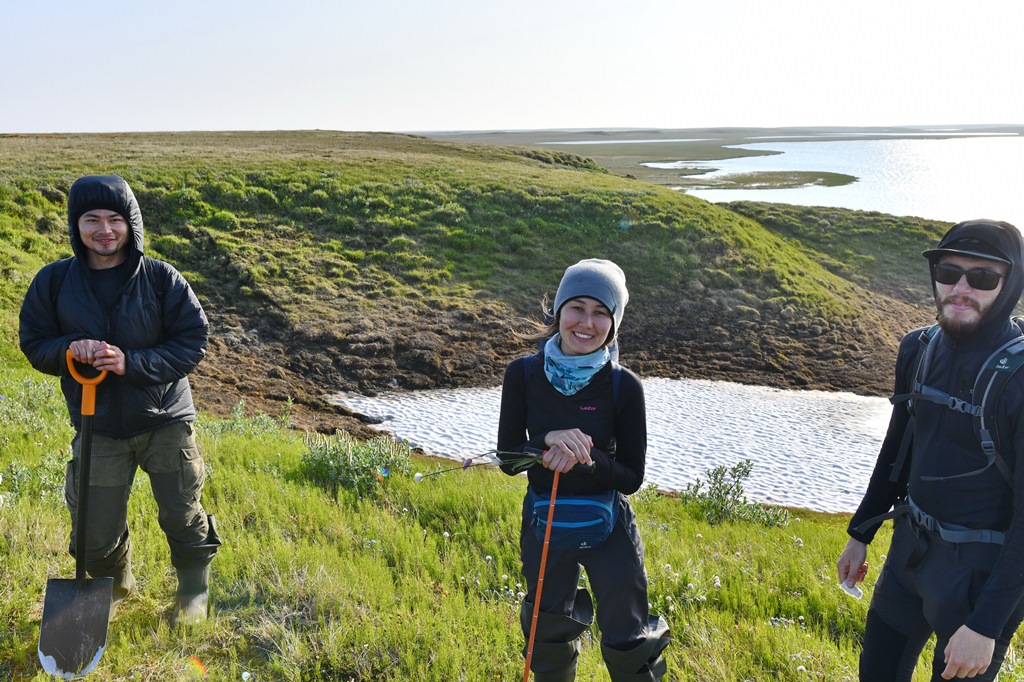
542;428;594;472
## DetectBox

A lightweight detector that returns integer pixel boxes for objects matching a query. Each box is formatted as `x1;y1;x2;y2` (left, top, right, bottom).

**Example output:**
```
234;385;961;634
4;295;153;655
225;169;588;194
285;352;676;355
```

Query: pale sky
2;0;1021;134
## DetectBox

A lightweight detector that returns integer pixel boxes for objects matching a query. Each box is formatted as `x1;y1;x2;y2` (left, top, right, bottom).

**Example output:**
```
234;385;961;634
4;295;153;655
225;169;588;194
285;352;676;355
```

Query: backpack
888;318;1024;487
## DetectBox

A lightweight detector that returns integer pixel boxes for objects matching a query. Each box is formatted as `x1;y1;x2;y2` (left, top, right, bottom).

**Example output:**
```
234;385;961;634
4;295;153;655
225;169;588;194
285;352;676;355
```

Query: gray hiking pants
519;492;670;680
862;515;1024;681
65;420;219;573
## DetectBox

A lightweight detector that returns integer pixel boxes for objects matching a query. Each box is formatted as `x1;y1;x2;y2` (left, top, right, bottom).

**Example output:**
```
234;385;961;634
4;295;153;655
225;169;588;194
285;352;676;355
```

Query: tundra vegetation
2;131;1007;680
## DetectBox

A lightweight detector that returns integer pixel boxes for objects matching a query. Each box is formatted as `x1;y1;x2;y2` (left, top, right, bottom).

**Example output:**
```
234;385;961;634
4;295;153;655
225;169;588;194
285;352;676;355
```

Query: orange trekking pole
523;469;560;682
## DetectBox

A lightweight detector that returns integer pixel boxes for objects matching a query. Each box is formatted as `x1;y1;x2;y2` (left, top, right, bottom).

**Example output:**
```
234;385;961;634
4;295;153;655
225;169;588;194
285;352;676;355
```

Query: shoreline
424;124;1024;189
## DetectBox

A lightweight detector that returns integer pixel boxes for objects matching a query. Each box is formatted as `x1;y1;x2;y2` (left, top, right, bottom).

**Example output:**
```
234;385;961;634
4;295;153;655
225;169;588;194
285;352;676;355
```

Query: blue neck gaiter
543;334;611;396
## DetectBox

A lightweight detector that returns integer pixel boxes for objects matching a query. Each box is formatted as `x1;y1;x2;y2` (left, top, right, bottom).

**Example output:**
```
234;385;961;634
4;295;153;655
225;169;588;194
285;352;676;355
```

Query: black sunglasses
932;263;1007;291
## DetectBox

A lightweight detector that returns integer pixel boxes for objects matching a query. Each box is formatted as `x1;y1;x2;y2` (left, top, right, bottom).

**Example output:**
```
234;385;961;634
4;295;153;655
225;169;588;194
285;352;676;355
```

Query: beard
934;293;990;336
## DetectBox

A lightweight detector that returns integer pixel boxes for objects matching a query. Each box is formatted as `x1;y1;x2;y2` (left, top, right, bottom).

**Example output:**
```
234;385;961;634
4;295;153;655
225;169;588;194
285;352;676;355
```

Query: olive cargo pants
65;420;220;574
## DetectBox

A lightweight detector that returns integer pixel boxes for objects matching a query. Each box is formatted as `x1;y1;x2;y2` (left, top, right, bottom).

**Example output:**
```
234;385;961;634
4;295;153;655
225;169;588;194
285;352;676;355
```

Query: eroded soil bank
192;292;920;438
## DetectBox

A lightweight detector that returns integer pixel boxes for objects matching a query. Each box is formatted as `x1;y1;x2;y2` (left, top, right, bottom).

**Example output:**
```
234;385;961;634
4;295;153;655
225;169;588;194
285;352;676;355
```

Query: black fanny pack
526;486;619;550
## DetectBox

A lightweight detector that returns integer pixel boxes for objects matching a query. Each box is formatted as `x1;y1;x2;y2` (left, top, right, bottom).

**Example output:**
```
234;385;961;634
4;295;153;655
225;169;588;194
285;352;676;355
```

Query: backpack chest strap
891;385;982;416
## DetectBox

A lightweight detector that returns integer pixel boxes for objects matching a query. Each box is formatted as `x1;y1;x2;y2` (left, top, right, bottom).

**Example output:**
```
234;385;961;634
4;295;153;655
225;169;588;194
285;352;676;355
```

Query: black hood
67;175;145;261
923;219;1024;337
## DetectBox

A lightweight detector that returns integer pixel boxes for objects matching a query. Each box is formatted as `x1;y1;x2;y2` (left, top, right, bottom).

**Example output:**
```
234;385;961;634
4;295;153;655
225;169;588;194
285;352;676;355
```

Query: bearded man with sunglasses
837;219;1024;681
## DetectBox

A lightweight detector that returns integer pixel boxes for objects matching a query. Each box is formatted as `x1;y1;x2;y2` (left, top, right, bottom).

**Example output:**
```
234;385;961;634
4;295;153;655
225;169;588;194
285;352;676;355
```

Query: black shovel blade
38;577;114;679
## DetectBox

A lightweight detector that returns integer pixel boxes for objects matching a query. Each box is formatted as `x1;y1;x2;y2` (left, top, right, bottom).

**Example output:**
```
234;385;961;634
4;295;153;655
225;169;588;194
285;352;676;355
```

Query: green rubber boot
111;563;136;612
172;565;210;626
87;538;134;619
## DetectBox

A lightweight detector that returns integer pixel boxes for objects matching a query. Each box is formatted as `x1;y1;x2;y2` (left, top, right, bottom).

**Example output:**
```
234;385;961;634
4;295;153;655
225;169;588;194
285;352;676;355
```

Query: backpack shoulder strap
48;257;73;306
890;324;943;412
970;323;1024;485
886;326;939;483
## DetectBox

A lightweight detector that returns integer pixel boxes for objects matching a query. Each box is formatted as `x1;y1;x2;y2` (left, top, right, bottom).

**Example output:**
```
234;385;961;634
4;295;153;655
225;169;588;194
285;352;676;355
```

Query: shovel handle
66;349;107;416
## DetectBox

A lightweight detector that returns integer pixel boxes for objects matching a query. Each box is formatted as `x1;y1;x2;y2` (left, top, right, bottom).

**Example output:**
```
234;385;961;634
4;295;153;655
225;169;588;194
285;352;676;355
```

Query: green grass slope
1;131;944;432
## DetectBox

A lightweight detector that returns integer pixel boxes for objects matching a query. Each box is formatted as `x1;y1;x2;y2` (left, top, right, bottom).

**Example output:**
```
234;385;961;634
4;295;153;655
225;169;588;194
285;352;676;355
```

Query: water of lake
331;378;892;514
650;136;1024;228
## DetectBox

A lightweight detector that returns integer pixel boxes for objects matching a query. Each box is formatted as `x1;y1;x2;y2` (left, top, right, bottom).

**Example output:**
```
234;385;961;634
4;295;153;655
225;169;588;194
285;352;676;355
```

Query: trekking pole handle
66;349;107;416
523;446;595;473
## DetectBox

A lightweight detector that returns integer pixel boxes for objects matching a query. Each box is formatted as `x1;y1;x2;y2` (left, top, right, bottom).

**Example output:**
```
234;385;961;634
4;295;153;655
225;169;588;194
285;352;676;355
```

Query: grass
0;375;867;681
5;372;1023;680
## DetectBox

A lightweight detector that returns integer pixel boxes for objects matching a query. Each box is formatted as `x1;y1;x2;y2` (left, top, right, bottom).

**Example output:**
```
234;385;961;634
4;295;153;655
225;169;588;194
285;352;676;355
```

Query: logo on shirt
580;406;597;411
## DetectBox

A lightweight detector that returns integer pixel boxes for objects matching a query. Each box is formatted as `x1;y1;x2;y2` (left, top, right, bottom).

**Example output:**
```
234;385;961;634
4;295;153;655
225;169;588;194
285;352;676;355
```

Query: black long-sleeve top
496;354;647;496
849;321;1024;638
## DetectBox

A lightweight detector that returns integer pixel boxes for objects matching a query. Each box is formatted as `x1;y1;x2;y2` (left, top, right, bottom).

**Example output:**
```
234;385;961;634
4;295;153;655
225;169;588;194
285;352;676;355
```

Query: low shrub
301;431;412;500
680;459;790;527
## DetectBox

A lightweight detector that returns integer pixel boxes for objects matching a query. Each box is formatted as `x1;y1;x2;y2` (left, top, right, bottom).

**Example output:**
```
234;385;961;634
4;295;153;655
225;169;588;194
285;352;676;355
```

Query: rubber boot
522;589;594;682
109;563;136;618
85;533;134;618
172;564;210;626
530;642;578;682
602;616;671;682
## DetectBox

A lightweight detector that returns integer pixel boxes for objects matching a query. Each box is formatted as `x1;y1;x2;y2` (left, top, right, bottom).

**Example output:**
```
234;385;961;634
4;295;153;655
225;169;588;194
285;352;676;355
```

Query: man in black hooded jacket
19;174;220;625
837;219;1024;680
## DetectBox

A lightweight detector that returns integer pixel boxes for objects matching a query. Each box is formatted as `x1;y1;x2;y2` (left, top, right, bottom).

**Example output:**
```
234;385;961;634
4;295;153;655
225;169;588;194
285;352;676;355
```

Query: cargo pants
65;420;220;574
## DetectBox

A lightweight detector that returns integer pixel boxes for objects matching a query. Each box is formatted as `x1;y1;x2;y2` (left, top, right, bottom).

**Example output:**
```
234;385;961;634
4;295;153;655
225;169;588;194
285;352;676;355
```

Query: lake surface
648;136;1024;227
331;378;892;514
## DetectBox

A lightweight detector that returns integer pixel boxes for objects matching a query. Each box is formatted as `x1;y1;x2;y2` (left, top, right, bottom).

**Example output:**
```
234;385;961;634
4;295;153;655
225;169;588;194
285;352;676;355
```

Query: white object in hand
840;581;863;599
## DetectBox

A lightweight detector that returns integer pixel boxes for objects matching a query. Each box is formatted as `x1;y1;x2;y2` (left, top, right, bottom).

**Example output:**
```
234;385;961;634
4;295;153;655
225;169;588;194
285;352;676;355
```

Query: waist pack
526;486;619;550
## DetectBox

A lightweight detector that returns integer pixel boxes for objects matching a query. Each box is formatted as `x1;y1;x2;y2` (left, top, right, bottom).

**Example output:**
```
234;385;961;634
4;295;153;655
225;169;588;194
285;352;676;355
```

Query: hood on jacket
67;175;145;261
923;219;1024;337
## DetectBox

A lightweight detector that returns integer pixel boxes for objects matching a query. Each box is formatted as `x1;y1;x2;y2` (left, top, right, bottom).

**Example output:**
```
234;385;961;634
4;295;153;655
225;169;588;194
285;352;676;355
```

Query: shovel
38;349;114;679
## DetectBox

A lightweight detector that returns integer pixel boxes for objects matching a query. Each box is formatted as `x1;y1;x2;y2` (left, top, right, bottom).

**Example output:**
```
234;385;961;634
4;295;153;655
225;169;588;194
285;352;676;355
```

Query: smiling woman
558;297;613;356
494;258;671;682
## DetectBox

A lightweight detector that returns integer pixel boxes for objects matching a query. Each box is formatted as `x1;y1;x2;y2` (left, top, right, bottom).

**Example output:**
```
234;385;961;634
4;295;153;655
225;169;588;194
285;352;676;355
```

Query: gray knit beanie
553;259;629;333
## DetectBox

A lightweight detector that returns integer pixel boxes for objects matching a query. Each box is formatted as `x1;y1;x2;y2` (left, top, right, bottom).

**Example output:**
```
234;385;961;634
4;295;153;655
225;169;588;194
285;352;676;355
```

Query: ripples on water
331;379;892;513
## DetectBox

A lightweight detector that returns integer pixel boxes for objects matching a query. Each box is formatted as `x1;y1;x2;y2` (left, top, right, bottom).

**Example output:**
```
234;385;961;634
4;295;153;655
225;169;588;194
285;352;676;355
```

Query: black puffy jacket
18;175;209;438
